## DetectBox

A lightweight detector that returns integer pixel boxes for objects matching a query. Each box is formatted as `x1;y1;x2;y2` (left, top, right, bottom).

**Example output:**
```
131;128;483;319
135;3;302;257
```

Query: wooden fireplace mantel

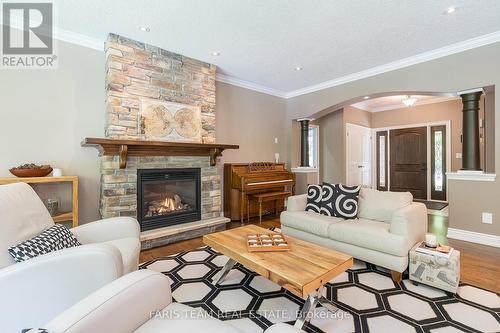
82;138;239;168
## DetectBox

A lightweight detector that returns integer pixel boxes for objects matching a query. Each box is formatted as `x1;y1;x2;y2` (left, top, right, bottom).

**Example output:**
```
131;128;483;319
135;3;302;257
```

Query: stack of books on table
415;242;454;259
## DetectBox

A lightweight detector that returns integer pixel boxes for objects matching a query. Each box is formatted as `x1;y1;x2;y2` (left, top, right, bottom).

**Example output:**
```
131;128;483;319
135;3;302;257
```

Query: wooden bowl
9;167;53;178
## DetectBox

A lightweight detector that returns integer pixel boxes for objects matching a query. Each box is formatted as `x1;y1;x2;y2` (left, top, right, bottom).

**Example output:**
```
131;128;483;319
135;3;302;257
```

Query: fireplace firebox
137;168;201;231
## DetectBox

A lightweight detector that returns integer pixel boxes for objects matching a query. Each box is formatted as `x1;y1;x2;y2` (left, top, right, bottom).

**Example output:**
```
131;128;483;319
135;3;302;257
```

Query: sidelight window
379;136;386;187
376;131;388;191
431;126;447;201
434;131;443;191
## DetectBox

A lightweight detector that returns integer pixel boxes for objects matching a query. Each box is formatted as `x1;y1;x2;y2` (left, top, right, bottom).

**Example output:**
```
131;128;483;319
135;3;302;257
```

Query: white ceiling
352;95;460;112
12;1;500;97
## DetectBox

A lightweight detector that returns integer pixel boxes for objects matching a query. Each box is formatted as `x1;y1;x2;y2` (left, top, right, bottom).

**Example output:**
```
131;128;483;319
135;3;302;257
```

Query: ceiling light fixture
402;95;417;107
139;26;150;32
295;66;303;71
211;51;221;56
445;6;457;14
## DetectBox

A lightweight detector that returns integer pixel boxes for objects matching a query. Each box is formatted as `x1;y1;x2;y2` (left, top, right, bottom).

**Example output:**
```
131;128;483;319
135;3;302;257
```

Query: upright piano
224;163;295;221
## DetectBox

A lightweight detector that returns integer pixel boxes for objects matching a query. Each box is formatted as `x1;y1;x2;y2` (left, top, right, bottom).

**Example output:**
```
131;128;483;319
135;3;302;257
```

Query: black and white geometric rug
139;246;500;333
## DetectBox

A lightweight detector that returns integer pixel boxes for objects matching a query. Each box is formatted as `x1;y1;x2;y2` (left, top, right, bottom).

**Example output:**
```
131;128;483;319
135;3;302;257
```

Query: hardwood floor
140;218;280;262
140;214;500;293
447;238;500;293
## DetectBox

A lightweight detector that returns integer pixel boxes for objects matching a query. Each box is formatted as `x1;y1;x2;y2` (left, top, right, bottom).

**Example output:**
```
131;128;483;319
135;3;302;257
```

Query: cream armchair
70;216;141;273
45;269;304;333
0;243;123;332
0;182;141;272
0;182;141;332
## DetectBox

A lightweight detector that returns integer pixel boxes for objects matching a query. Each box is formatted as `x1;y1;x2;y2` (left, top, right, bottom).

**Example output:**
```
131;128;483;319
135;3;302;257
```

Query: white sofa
44;269;303;333
281;188;427;280
0;182;141;332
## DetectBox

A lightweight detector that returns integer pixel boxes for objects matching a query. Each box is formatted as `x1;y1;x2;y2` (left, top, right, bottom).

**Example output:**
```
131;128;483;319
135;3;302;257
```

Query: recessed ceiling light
363;96;370;100
139;26;150;32
210;51;221;56
295;66;303;71
445;6;457;14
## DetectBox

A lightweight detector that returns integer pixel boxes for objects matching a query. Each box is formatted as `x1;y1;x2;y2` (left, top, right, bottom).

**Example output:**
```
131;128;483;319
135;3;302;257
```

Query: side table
409;242;460;293
0;176;78;227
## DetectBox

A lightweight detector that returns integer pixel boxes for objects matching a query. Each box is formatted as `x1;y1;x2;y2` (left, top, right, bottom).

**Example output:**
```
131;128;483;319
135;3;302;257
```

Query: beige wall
344;105;372;128
290;120;302;168
484;88;496;173
286;42;500;236
0;40;287;224
0;40;105;224
317;109;345;183
216;82;287;164
371;99;463;171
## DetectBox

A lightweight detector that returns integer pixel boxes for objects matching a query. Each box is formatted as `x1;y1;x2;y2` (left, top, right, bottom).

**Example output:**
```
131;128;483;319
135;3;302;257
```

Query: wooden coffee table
203;225;353;329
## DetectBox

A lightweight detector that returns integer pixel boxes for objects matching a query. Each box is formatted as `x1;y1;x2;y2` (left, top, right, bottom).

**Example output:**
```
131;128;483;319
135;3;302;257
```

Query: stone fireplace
94;33;233;248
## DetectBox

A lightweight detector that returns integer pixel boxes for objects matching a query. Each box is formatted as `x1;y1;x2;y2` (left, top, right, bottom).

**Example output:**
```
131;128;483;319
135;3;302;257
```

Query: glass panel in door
376;131;388;191
431;126;446;201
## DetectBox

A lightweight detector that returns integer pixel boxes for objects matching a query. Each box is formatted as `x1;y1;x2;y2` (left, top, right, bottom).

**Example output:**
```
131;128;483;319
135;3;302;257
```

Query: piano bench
247;191;292;223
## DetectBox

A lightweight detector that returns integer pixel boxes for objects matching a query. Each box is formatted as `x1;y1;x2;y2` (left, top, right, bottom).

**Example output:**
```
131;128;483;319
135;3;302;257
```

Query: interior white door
346;124;372;187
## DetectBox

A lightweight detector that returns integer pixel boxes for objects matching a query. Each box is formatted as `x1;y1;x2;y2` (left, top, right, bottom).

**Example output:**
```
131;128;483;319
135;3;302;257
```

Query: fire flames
146;194;190;217
158;197;182;214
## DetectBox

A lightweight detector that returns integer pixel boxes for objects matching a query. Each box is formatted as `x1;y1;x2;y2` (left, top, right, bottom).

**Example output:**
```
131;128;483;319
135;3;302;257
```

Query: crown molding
218;30;500;99
64;27;500;98
216;73;287;98
5;14;499;99
54;28;104;51
285;30;500;99
2;15;105;51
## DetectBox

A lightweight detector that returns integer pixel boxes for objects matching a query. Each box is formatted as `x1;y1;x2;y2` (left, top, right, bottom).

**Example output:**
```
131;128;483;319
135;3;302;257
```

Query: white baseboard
447;228;500;248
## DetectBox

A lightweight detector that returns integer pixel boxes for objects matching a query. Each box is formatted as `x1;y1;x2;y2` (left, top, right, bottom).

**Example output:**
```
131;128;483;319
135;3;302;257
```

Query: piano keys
224;162;295;221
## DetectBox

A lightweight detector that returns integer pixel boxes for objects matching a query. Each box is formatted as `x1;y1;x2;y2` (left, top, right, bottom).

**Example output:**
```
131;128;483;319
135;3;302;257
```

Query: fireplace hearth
137;168;201;231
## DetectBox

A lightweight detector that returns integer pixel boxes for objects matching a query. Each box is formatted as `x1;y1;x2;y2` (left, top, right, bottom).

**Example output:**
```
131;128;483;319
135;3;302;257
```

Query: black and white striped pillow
8;224;81;263
305;184;322;213
320;183;361;219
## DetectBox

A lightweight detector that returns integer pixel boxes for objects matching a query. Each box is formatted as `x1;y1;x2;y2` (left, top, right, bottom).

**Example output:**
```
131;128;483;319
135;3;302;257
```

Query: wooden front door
390;127;427;199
